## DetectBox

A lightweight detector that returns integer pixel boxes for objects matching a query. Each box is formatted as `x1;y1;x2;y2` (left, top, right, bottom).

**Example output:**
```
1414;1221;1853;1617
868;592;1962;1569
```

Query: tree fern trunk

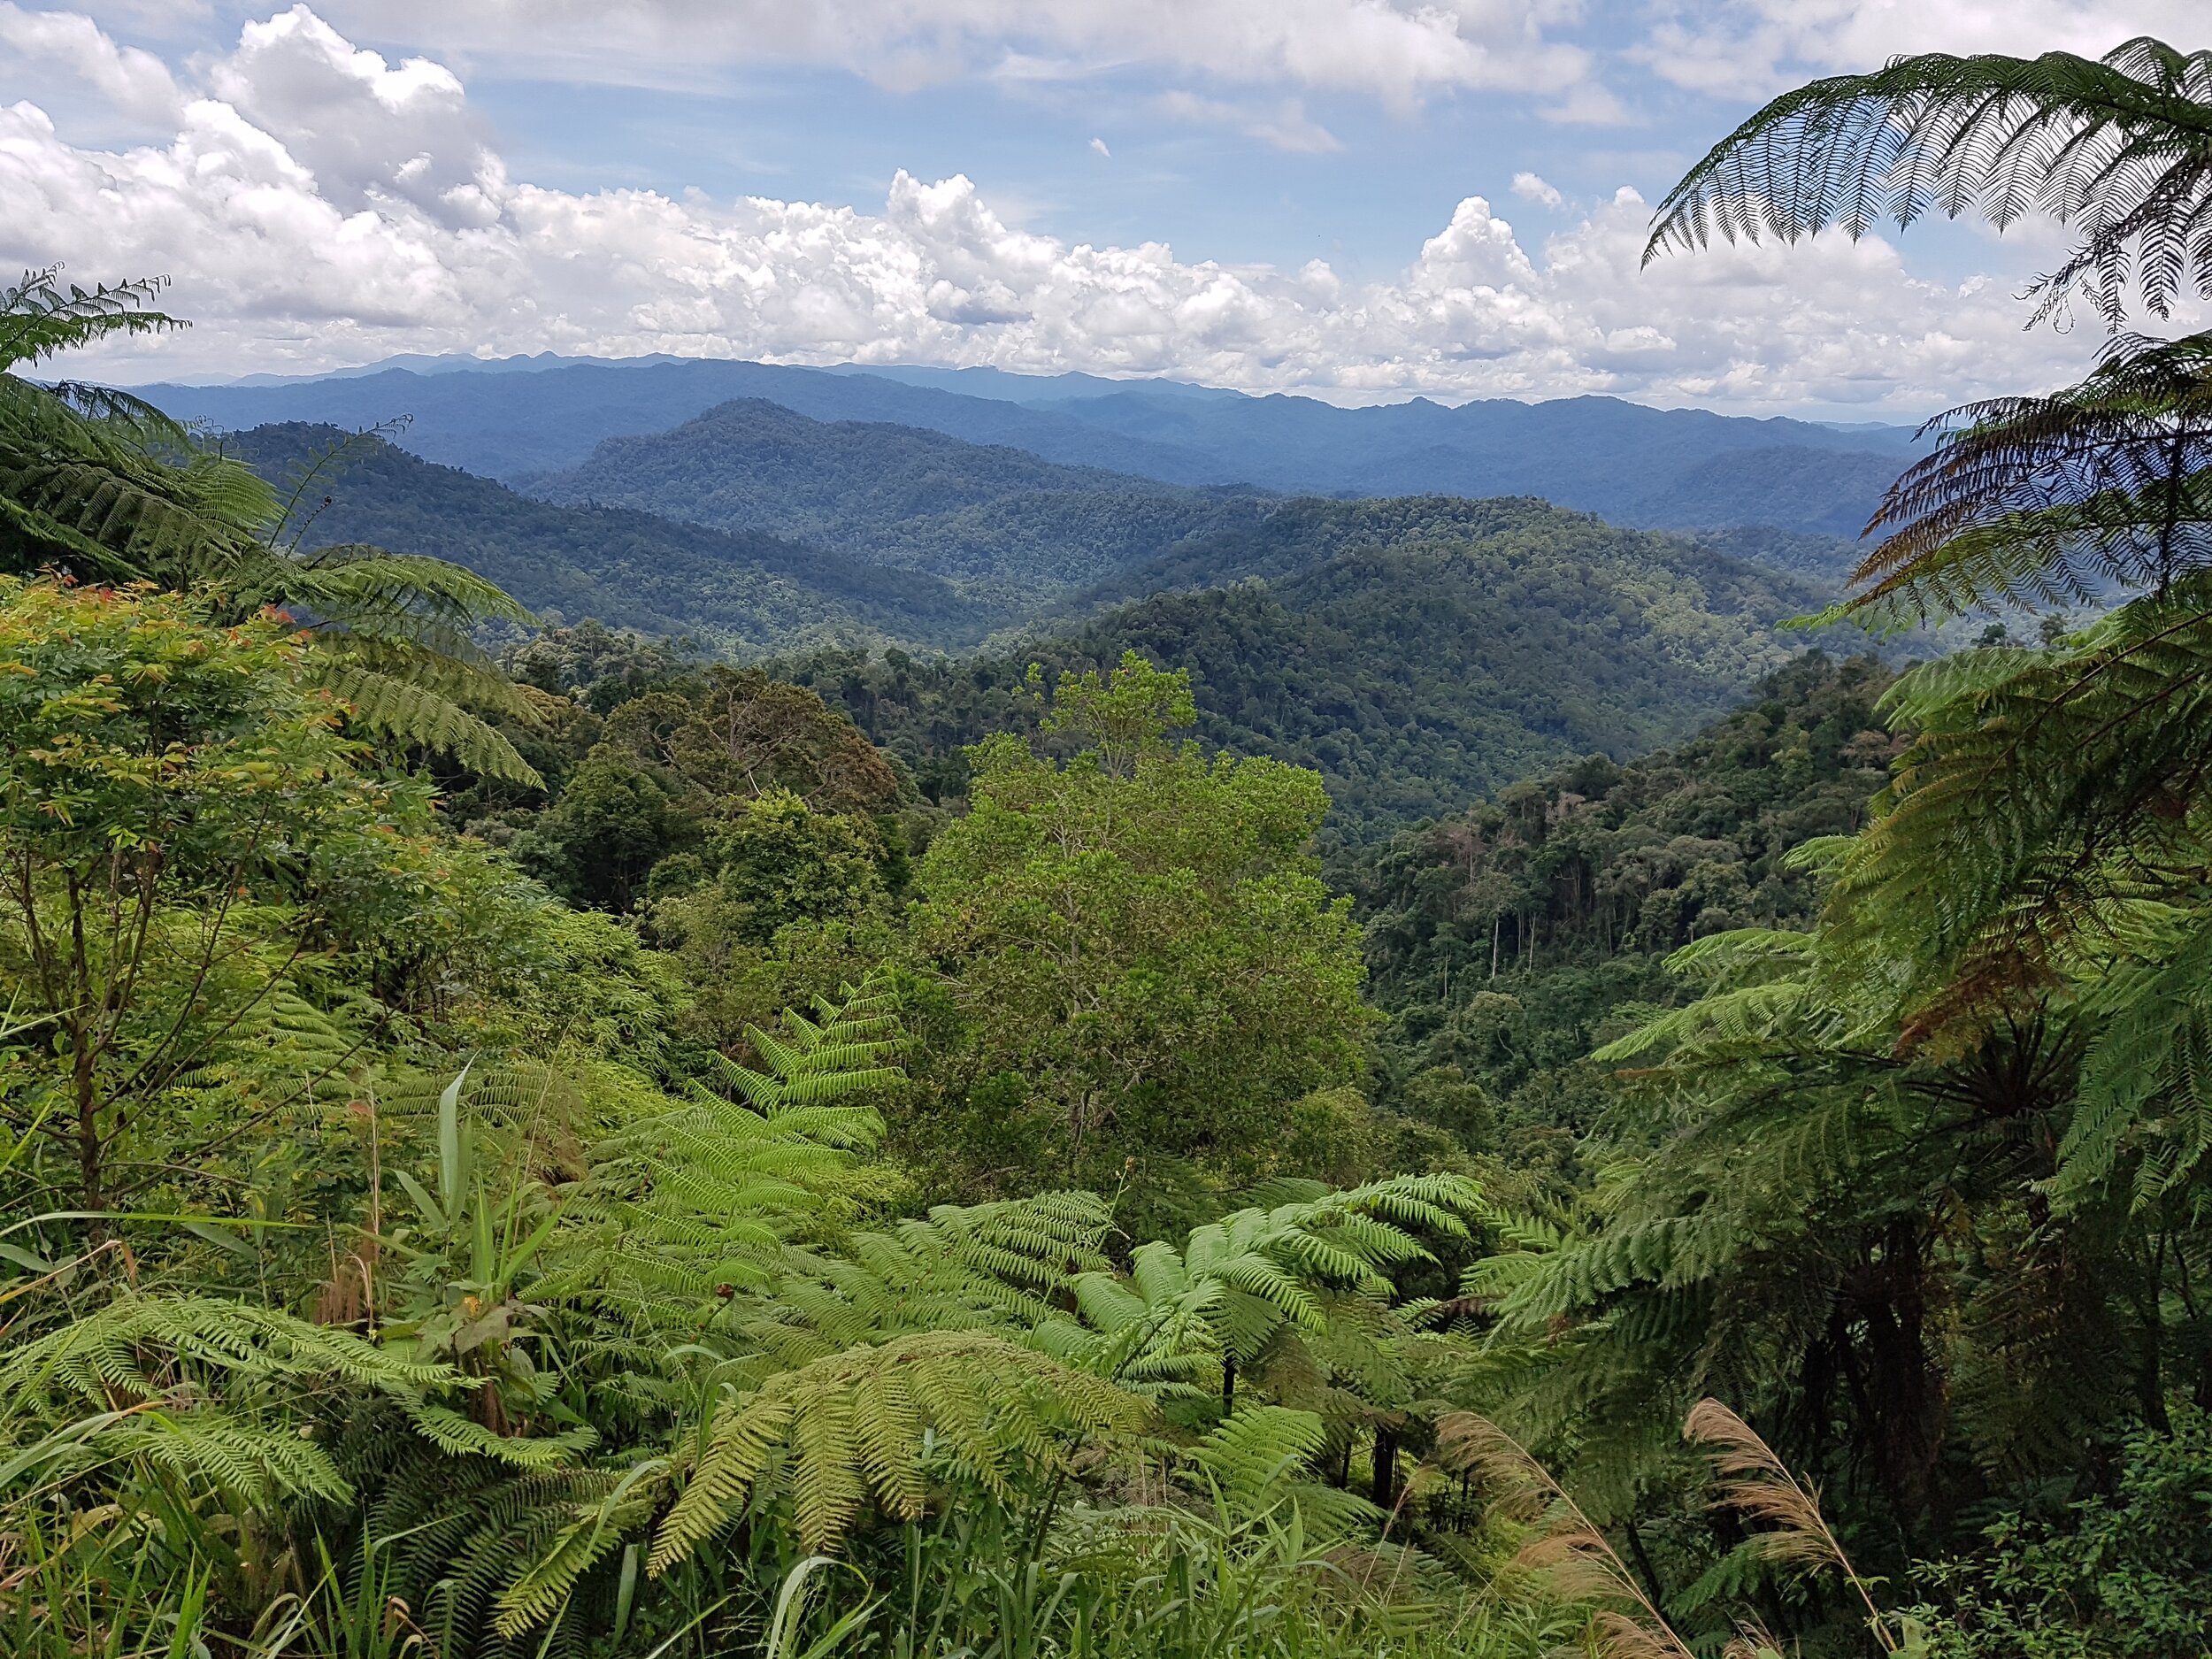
1371;1424;1398;1509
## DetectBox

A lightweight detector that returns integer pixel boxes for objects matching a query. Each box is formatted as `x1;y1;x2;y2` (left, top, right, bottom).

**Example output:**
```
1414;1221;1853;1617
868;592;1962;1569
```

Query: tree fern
333;1417;632;1658
1190;1403;1386;1532
490;1462;667;1640
1824;582;2212;1060
0;1294;454;1507
2059;905;2212;1206
0;269;183;369
733;1190;1114;1375
544;977;907;1319
1849;331;2212;621
1;1293;451;1400
1645;38;2212;326
717;976;907;1119
1056;1175;1486;1396
312;660;538;786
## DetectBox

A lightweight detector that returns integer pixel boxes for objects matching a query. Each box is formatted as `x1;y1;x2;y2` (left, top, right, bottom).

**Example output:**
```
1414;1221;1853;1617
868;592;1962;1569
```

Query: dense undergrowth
14;31;2212;1655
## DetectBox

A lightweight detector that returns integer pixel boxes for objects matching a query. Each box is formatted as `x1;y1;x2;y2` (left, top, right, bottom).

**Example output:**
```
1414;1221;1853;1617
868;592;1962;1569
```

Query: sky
0;1;2201;415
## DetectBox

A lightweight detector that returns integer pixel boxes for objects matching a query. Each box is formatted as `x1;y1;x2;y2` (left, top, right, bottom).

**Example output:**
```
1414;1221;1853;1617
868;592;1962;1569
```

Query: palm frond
311;660;541;786
1847;331;2212;620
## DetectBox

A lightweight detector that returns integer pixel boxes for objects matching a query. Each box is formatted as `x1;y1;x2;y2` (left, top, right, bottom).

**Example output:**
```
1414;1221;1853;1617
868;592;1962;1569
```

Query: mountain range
518;399;1268;610
144;353;1916;541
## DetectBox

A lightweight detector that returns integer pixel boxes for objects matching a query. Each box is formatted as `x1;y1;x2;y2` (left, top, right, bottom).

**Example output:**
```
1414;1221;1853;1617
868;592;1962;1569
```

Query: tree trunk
73;1026;103;1233
1370;1424;1399;1509
1622;1519;1669;1620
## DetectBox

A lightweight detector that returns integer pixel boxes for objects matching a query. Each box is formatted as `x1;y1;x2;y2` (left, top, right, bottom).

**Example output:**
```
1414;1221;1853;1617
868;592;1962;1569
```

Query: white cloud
204;7;505;226
311;0;1597;111
0;2;182;124
1637;2;2212;100
1088;135;1110;157
0;7;2126;416
1511;171;1563;208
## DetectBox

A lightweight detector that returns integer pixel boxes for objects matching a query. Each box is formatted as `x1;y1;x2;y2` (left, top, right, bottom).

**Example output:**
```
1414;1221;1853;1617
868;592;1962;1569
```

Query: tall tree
901;654;1371;1211
0;578;442;1216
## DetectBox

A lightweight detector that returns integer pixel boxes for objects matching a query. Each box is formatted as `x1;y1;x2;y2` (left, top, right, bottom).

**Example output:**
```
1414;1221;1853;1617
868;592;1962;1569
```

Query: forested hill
778;497;1834;832
225;426;1848;726
1064;493;1859;606
223;424;989;651
227;426;1852;837
523;397;1267;603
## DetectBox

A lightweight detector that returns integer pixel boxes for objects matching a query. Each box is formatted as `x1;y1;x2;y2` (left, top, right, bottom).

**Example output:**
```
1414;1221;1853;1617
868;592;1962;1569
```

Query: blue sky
0;2;2196;414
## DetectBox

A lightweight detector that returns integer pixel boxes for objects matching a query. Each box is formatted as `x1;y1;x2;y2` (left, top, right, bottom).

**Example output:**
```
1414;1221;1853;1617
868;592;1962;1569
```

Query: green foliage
2;275;537;782
1386;78;2212;1657
1056;1173;1486;1438
0;270;235;584
596;665;903;815
19;229;2212;1659
1354;652;1898;1158
1910;1403;2212;1659
0;578;438;1212
651;1328;1150;1563
657;790;887;947
899;659;1371;1210
785;496;1835;839
1038;648;1200;776
0;1293;451;1505
517;751;693;910
508;664;907;920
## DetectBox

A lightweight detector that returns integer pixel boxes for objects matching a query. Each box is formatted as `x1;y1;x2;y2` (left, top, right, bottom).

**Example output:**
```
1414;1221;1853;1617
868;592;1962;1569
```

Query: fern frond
649;1330;1148;1566
1645;39;2212;326
311;659;541;785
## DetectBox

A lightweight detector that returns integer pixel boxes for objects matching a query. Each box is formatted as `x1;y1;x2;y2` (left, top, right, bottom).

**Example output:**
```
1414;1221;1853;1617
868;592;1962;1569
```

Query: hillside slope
524;400;1265;601
780;497;1834;833
1349;651;1899;1137
226;425;989;652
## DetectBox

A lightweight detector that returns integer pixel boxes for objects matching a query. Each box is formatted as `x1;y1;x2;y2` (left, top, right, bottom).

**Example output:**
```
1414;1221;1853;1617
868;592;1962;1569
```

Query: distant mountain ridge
138;353;1918;541
150;360;1240;485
